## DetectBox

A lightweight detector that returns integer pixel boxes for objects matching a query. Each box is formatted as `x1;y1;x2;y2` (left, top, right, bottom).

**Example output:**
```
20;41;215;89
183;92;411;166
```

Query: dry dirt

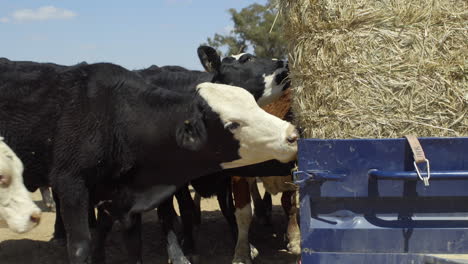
0;184;300;264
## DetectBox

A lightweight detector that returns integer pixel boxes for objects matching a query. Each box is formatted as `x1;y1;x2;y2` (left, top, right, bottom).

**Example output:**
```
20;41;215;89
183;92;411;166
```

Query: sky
0;0;267;71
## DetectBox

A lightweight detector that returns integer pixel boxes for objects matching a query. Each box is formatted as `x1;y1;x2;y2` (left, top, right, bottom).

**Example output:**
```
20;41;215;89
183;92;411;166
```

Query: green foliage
205;0;287;59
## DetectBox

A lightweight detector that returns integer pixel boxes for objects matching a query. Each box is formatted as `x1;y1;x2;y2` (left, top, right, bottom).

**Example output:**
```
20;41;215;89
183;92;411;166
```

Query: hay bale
280;0;467;138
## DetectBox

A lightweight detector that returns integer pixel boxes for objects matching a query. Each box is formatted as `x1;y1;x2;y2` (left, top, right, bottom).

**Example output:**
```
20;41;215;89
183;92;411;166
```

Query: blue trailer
294;137;468;264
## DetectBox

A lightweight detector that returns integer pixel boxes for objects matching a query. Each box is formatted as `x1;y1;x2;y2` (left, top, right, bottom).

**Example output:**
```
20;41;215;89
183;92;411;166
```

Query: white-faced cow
0;137;41;233
150;49;300;263
0;60;297;264
229;89;301;264
132;46;292;263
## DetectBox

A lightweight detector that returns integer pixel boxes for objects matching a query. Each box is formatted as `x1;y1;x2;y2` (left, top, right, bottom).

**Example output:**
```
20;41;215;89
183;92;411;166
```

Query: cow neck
140;85;200;114
135;66;214;93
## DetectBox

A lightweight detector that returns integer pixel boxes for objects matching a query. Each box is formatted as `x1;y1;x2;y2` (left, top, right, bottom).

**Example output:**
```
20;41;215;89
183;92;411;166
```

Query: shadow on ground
0;206;299;264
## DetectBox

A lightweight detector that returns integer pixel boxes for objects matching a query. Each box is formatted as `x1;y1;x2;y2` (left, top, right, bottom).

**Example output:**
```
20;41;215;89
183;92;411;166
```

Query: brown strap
405;135;426;163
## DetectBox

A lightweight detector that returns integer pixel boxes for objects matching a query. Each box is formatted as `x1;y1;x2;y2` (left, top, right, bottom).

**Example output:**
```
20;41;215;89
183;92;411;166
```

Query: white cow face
0;138;41;233
197;83;298;169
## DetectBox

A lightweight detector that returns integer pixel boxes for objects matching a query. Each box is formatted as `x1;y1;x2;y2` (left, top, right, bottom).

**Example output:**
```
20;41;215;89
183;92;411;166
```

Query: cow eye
224;121;240;131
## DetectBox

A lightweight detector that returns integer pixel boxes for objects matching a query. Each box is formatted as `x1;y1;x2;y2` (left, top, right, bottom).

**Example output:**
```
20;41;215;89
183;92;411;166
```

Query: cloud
2;6;77;23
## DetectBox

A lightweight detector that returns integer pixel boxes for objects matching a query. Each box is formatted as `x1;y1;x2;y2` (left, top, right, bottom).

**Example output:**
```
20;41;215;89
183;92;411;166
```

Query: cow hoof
287;240;301;255
250;244;259;259
168;257;192;264
232;257;252;264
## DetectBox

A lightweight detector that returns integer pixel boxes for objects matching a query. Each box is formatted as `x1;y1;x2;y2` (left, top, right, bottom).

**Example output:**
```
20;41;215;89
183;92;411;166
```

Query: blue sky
0;0;266;71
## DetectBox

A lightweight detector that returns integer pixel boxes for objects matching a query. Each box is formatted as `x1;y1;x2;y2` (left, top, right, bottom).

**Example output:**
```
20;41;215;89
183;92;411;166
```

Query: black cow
0;60;297;264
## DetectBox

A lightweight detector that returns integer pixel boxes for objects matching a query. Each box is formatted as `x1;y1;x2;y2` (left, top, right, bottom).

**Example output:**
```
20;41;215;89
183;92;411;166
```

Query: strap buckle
405;135;431;186
413;158;430;186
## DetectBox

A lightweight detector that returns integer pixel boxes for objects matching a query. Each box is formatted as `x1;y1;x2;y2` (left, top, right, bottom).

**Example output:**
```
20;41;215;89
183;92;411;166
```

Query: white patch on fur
233;204;254;263
0;137;41;233
257;67;289;106
197;83;297;169
230;53;247;60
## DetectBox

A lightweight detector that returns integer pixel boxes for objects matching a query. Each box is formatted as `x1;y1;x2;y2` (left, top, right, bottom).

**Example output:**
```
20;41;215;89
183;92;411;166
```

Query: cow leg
158;196;190;264
122;213;143;264
262;192;273;222
281;191;301;255
232;177;258;264
216;176;237;241
51;190;67;245
40;186;56;212
51;190;97;248
175;185;200;264
249;180;271;226
54;177;92;264
91;207;114;264
192;192;201;223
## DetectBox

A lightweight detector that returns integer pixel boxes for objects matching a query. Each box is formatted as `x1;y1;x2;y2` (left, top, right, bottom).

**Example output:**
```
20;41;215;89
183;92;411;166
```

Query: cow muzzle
286;125;299;144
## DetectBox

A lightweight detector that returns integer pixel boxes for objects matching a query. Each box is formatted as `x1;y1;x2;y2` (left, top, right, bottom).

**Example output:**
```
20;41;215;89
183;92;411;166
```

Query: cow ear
197;46;221;73
176;117;207;151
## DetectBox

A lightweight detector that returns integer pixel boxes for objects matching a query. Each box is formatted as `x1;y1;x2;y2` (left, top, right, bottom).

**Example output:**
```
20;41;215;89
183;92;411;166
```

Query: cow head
198;46;289;107
0;138;41;233
176;83;298;168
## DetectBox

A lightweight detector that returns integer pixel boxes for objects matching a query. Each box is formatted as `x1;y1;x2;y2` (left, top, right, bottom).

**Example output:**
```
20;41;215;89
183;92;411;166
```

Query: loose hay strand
281;0;468;139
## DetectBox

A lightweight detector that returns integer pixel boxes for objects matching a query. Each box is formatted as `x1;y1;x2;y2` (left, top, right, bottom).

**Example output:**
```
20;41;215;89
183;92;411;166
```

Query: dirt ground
0;184;300;264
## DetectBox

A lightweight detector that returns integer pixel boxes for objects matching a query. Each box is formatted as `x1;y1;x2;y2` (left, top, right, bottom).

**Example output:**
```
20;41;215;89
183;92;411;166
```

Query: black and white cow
136;46;289;105
0;60;297;264
133;46;291;263
0;137;42;233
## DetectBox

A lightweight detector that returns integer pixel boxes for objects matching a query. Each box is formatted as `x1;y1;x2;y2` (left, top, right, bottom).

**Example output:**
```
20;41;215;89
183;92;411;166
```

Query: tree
205;0;287;59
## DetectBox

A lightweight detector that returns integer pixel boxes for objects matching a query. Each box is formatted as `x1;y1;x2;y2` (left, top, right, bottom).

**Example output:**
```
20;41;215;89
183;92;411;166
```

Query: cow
145;52;300;264
0;136;42;233
0;58;88;240
133;46;292;263
137;46;289;107
0;60;298;264
230;89;301;264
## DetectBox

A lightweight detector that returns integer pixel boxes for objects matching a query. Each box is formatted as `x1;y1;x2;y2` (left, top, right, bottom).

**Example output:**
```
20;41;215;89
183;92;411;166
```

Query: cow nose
30;212;41;224
287;133;298;144
286;125;299;144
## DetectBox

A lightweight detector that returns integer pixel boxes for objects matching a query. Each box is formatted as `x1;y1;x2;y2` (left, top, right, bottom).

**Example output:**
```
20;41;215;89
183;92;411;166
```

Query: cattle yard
1;0;466;263
0;187;298;264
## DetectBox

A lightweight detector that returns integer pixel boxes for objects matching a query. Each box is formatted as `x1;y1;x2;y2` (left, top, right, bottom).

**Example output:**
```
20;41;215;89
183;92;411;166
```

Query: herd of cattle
0;46;300;264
